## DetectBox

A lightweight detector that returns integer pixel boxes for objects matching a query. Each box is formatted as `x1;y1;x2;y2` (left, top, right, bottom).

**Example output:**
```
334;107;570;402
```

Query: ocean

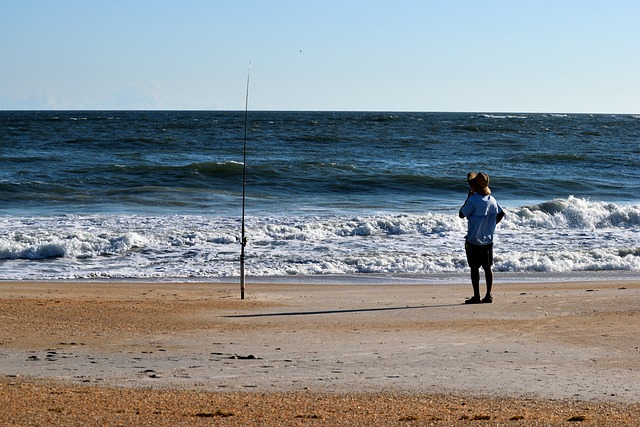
1;110;639;282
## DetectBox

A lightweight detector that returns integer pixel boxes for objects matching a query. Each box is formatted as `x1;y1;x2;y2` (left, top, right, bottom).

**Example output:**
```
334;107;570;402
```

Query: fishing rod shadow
224;303;463;318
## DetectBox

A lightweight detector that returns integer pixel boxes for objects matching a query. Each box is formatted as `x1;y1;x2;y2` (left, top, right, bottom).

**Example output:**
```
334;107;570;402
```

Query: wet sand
1;279;639;425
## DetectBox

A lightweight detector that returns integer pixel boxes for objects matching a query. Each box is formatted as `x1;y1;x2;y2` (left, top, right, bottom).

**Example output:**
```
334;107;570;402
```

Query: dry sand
1;279;639;425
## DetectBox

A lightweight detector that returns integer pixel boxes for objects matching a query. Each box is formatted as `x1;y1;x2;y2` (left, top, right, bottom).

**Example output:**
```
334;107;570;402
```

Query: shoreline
1;279;639;425
3;269;639;285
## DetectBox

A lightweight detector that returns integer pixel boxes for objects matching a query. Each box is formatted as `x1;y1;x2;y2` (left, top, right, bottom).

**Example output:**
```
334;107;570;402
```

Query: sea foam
1;197;638;281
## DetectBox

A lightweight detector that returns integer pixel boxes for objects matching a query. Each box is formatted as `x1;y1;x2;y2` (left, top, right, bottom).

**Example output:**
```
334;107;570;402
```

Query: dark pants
465;241;494;298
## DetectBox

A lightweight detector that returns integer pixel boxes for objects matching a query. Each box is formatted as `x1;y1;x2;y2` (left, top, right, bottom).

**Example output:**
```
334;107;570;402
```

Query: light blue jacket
459;193;504;245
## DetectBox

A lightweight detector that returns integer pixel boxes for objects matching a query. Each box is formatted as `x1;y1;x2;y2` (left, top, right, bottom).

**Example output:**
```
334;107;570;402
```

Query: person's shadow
224;303;462;318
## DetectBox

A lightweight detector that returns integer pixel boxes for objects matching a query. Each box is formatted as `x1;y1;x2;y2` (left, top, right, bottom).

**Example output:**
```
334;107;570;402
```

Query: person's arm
496;210;505;224
459;189;474;218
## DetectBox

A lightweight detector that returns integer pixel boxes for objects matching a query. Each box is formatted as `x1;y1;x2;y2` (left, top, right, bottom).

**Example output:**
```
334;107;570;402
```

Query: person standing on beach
459;172;505;304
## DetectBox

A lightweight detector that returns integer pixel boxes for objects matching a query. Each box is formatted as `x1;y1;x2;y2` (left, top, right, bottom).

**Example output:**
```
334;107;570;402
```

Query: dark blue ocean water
1;111;639;280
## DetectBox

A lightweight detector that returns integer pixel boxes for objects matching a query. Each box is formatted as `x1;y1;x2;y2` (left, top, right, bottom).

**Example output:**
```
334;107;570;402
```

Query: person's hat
467;171;491;195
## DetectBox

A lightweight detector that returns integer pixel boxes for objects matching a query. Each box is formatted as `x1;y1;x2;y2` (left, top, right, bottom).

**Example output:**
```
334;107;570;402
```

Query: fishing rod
240;63;250;299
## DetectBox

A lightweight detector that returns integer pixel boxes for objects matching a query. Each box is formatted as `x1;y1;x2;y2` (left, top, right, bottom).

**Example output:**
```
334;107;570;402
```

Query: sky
1;1;639;113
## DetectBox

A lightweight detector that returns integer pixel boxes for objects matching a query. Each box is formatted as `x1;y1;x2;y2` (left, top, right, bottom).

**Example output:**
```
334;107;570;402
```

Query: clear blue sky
2;1;638;113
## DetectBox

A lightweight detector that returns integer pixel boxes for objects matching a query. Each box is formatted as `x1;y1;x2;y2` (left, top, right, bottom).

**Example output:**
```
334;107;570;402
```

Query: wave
1;198;638;280
515;153;588;164
73;160;246;176
477;114;528;119
186;161;244;176
1;145;636;217
512;196;640;229
0;215;238;262
370;114;402;122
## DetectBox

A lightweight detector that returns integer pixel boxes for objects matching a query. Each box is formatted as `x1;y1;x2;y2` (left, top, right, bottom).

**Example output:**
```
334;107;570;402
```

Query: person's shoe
464;296;481;304
482;295;493;304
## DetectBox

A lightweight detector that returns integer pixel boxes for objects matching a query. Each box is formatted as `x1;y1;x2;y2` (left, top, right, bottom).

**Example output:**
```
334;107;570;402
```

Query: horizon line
1;108;639;115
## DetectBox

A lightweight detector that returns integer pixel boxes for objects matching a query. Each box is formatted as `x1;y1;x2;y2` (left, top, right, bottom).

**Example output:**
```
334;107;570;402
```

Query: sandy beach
1;279;639;425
